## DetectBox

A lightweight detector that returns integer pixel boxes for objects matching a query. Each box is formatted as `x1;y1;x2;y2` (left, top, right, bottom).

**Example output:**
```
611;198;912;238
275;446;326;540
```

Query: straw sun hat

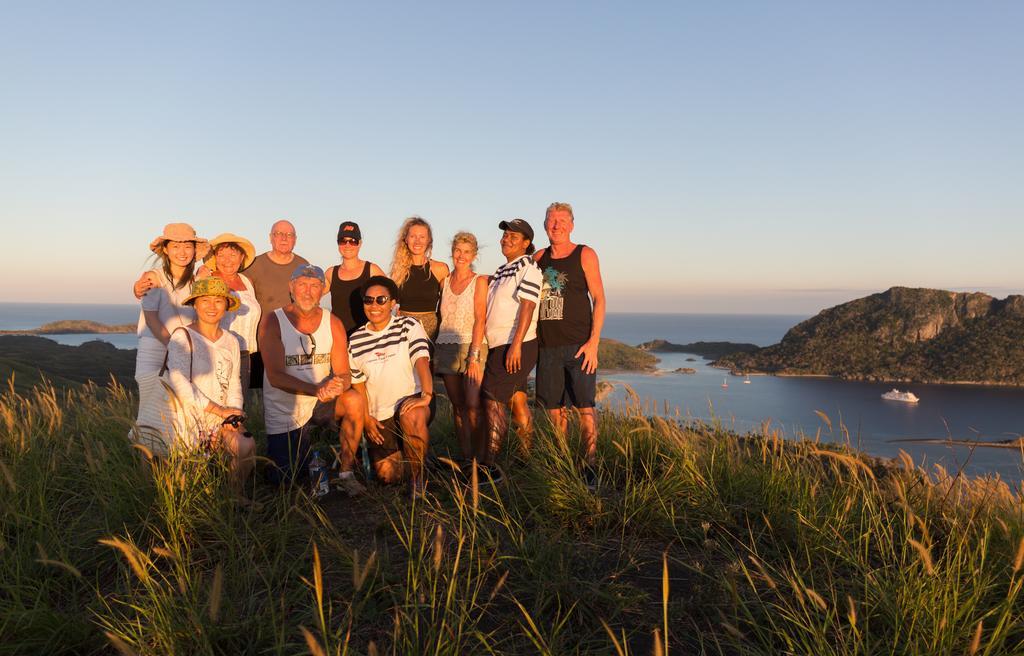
203;233;257;272
182;277;241;312
149;223;210;259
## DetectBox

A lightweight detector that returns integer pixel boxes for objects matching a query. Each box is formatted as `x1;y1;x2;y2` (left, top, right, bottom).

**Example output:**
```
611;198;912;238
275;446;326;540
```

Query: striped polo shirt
485;254;542;346
349;315;431;420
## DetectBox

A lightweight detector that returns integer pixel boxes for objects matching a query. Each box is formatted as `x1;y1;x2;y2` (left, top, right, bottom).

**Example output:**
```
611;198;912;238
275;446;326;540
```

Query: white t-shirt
485;255;542;347
135;269;195;377
349;315;430;421
165;326;242;446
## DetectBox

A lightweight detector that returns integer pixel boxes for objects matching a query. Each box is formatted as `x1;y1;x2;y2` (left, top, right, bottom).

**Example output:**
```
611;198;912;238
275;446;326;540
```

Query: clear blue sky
2;2;1021;313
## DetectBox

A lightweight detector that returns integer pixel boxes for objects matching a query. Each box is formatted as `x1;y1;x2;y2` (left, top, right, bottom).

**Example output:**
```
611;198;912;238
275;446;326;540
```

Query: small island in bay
637;339;759;360
0;320;135;335
715;287;1024;386
672;367;697;374
0;335;136;392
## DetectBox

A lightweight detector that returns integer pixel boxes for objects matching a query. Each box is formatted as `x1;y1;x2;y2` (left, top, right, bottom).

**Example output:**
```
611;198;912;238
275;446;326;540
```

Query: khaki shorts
434;342;487;376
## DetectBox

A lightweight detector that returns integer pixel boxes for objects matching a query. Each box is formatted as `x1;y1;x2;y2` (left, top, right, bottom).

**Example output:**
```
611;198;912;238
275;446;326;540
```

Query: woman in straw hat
132;223;209;448
165;277;255;494
201;233;261;395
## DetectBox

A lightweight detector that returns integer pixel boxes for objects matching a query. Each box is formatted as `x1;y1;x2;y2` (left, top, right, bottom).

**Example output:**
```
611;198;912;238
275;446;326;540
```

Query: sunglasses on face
338;238;360;246
362;295;391;306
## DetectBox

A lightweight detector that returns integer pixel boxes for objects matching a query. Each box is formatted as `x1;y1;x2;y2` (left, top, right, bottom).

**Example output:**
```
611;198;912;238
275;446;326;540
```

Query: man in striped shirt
341;275;434;496
477;219;542;483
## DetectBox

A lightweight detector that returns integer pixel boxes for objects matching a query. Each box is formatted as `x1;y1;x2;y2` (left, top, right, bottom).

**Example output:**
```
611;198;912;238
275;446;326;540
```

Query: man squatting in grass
337;276;434;497
258;264;364;488
476;219;542;482
534;202;606;489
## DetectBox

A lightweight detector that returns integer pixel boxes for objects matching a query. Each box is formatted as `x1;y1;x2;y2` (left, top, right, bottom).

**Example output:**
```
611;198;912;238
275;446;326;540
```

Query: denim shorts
535;343;597;410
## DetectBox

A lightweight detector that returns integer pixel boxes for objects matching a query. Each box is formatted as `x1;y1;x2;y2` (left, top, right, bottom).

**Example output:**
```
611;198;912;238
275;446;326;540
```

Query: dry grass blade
968;619;982;655
0;459;15;492
1013;537;1024;574
600;618;626;656
471;460;479;514
300;626;327;656
208;563;224;623
355;550;377;590
368;640;379;656
104;632;138;656
433;524;444;572
35;558;83;578
847;595;857;627
99;538;151;583
662;551;670;655
804;587;828;612
908;538;935;575
811;448;877;482
814;410;832;431
489;570;509;602
652;628;664;656
312;543;323;610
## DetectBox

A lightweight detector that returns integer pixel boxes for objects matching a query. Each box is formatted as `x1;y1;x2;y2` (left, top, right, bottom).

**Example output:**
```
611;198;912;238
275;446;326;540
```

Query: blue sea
3;303;1023;481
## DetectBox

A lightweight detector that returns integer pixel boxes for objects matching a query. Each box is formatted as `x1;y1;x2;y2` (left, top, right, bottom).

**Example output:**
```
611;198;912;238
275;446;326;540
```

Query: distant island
0;320;135;335
598;339;659;372
637;339;759;360
715;287;1024;386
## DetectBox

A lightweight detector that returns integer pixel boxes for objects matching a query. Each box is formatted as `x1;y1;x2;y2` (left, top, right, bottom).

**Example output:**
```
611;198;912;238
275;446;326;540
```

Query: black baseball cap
498;218;534;243
337;221;362;243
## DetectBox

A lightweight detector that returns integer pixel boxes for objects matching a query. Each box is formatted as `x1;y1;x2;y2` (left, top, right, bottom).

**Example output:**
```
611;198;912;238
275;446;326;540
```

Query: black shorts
365;396;417;461
482;339;538;403
536;343;597;410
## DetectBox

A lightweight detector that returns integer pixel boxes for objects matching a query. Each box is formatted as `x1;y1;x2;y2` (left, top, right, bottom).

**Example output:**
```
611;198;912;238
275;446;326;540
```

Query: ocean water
2;303;1022;480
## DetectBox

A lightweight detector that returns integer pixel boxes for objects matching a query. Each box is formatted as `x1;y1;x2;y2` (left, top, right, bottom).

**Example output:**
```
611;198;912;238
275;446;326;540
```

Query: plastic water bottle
309;450;329;499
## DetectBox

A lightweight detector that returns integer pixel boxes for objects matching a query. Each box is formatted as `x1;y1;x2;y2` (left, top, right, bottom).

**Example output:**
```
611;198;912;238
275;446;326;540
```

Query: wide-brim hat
182;277;241;312
149;223;210;259
204;233;257;271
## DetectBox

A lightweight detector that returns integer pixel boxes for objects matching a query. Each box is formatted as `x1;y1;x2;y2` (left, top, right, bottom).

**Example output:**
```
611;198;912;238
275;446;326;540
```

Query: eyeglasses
338;238;360;246
362;295;391;305
272;231;296;238
300;332;317;357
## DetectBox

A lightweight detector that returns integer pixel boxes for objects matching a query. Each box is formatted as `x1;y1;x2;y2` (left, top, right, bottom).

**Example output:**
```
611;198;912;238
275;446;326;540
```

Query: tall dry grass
1;378;1024;654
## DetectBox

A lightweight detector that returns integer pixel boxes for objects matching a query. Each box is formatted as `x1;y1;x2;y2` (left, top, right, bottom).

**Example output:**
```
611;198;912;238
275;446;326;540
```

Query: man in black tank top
533;202;607;491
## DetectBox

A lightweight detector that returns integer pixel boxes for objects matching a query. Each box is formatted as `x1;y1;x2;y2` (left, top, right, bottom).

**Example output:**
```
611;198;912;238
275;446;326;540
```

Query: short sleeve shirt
485;255;542;347
348;315;431;420
243;252;310;314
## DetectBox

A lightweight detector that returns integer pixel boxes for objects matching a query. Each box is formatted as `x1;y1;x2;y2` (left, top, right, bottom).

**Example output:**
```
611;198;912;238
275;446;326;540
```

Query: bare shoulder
431;259;450;279
532;248;546;263
369;261;386;277
324;265;336;280
580;245;601;266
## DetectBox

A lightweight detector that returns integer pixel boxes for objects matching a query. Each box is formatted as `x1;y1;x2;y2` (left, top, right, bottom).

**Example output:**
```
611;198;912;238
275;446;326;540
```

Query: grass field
2;379;1024;655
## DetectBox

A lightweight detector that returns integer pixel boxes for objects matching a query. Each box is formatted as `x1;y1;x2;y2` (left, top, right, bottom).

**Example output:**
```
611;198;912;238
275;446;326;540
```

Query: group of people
130;202;605;497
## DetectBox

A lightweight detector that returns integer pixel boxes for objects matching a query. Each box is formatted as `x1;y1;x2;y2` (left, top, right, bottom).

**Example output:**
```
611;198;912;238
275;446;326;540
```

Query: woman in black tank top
326;221;386;334
390;217;449;340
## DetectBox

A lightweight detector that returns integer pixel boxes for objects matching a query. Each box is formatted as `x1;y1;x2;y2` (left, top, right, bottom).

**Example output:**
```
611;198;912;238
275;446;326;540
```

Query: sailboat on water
743;374;751;384
721;378;729;389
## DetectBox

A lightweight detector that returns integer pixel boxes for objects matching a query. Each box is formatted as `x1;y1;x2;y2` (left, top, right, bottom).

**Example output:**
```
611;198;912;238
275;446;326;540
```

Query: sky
2;2;1021;314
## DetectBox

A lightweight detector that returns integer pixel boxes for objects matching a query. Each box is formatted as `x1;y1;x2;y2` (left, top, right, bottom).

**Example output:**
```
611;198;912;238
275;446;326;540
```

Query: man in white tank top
258;264;365;488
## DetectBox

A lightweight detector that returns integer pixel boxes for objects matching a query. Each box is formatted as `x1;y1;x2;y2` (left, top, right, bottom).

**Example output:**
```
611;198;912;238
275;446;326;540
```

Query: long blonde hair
390;216;434;287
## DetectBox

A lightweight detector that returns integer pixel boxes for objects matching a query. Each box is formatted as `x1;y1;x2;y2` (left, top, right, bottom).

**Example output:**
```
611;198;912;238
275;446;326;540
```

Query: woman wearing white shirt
166;276;255;494
131;223;208;450
202;233;261;395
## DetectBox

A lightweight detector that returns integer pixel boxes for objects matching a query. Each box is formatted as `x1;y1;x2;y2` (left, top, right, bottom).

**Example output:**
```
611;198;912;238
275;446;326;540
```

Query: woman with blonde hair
389;216;449;340
435;231;489;464
131;223;208;452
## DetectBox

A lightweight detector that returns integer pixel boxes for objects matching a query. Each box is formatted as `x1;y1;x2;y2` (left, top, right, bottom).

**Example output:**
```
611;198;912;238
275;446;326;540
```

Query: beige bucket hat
149;223;210;259
203;233;257;271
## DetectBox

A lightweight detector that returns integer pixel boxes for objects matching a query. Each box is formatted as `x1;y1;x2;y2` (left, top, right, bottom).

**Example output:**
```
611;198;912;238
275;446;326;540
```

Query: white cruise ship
881;389;920;403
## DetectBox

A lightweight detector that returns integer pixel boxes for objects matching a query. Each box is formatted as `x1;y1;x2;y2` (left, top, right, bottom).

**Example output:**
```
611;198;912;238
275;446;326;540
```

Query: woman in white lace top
435;232;489;463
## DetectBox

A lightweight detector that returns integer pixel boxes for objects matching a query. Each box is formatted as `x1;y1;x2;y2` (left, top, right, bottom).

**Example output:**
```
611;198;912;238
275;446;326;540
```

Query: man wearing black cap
473;219;542;482
325;221;386;335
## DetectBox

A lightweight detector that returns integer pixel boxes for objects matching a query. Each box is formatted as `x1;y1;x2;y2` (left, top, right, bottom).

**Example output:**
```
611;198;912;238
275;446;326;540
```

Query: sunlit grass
2;378;1024;654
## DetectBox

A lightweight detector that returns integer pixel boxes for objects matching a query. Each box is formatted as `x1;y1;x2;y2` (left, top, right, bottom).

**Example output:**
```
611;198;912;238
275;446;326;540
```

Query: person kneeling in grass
165;277;255;494
340;276;433;497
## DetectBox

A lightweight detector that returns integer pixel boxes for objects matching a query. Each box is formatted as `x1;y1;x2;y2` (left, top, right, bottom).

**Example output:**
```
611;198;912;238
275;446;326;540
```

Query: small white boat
743;375;751;384
881;389;919;404
721;378;729;389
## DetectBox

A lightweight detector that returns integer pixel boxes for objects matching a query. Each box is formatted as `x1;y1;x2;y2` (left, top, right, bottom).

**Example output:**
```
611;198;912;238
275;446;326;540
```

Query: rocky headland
715;287;1024;386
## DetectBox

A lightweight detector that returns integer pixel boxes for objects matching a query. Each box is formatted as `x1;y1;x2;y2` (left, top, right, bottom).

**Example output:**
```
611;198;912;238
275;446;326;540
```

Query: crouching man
340;276;434;498
259;264;364;487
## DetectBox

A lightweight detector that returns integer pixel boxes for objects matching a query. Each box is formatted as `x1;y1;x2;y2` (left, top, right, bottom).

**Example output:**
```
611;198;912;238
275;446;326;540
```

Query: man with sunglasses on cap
258;264;365;492
342;276;433;498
